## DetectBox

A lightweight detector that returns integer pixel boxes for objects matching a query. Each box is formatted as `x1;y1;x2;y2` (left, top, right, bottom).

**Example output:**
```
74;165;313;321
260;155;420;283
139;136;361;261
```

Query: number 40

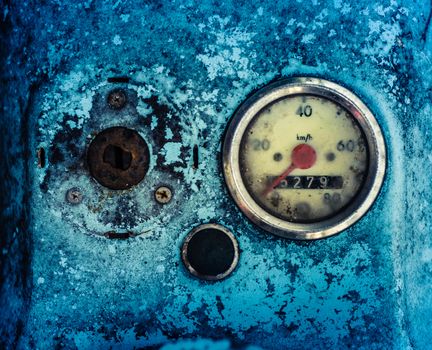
296;105;313;117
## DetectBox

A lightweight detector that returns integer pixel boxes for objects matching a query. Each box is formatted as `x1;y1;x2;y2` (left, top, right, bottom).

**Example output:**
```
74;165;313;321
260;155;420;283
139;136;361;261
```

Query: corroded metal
107;89;127;109
154;185;173;204
66;187;83;205
87;127;149;190
14;0;426;347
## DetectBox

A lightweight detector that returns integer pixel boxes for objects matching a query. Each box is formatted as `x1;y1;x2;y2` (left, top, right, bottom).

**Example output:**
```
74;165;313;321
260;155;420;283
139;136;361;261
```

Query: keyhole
87;126;149;190
103;144;132;170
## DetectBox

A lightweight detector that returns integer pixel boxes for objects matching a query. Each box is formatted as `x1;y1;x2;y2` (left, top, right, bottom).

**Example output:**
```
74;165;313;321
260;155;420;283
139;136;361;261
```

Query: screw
107;89;127;109
66;187;83;205
154;186;172;204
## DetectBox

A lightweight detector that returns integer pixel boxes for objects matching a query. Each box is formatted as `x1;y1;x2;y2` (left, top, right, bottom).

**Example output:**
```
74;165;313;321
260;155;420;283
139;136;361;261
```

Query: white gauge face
239;95;368;223
223;78;386;240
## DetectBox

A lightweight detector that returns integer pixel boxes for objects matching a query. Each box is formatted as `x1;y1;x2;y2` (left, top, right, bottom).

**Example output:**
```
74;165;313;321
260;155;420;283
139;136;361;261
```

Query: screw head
107;89;127;109
66;187;83;205
154;186;172;204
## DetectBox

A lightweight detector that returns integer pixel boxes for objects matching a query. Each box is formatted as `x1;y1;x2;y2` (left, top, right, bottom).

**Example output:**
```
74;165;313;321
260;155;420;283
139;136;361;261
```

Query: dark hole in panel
103;144;132;170
183;225;238;280
193;144;199;169
107;76;130;83
104;231;133;239
37;147;46;168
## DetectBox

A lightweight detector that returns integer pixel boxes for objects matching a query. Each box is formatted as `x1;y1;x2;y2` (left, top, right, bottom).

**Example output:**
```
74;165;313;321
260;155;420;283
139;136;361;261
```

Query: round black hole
182;224;239;281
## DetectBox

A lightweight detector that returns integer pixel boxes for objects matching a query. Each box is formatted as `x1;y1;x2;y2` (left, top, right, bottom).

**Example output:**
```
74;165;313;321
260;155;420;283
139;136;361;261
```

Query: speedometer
222;77;386;240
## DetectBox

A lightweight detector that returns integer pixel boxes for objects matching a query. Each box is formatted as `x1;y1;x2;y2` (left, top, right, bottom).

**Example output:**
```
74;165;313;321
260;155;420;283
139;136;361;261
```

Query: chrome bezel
181;224;240;281
222;77;386;240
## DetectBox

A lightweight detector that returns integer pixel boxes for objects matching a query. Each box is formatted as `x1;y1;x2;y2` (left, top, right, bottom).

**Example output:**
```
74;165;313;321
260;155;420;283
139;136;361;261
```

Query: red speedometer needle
263;143;317;196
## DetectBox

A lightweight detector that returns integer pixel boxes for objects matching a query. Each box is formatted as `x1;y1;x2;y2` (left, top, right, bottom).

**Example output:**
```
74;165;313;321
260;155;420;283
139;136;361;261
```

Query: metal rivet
154;186;172;204
66;187;83;205
107;89;127;110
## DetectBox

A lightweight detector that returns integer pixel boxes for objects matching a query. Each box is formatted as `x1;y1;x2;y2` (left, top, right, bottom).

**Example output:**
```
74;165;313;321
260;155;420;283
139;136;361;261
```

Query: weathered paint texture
1;0;432;349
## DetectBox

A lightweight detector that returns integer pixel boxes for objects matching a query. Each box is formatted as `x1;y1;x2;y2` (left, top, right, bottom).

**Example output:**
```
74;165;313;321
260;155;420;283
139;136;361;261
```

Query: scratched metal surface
1;0;432;349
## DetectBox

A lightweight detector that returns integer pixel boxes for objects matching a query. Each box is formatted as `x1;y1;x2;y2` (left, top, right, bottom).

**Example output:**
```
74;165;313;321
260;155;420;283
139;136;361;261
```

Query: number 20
251;139;270;150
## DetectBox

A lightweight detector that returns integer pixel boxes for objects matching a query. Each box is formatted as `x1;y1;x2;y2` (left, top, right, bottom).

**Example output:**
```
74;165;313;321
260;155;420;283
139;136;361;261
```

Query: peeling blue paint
1;0;432;349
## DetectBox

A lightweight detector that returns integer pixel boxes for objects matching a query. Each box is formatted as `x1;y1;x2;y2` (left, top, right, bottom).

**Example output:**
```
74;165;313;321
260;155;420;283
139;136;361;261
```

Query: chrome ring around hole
181;224;240;281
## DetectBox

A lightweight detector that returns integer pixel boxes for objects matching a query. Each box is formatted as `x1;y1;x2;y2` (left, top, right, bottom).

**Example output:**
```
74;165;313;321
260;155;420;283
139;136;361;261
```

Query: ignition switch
87;126;150;190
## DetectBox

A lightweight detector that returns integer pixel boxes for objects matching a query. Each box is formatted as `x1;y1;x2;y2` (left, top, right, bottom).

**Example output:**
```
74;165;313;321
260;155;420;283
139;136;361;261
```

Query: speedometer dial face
223;78;386;240
240;95;368;223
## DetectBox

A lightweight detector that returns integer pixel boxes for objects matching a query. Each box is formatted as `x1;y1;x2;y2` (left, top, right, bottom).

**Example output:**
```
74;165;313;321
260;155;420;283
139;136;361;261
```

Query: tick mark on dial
326;152;336;161
273;152;283;161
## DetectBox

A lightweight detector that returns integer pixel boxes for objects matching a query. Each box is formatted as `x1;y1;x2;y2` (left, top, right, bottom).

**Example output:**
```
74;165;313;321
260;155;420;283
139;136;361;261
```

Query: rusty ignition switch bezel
87;126;150;190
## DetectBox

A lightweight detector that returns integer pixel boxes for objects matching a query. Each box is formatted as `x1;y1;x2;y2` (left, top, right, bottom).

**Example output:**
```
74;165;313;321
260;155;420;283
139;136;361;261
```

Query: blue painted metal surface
1;0;432;349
